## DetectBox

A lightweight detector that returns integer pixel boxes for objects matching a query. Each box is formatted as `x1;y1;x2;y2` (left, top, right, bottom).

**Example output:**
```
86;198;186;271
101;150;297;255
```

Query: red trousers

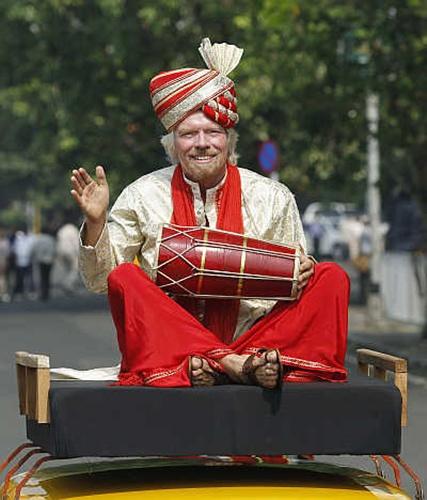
108;262;350;387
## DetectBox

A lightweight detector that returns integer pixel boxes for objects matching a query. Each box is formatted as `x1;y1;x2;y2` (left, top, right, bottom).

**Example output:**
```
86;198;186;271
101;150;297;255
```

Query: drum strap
170;163;243;344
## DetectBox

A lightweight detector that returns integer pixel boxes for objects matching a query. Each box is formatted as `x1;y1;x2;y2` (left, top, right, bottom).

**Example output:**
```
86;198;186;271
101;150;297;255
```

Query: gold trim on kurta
79;166;308;339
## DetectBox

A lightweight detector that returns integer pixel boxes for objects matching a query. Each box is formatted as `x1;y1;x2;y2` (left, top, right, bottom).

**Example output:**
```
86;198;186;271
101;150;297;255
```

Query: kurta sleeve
271;187;307;253
79;186;145;293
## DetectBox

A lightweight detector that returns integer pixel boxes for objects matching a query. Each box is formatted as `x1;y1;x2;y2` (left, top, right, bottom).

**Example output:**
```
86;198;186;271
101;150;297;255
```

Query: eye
179;132;194;139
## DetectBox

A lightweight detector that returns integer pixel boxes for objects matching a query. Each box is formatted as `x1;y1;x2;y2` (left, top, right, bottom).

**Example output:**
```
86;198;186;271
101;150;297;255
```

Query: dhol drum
154;224;301;300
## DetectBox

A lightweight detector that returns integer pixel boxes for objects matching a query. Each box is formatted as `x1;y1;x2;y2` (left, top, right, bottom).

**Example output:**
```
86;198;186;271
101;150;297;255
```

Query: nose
194;131;208;148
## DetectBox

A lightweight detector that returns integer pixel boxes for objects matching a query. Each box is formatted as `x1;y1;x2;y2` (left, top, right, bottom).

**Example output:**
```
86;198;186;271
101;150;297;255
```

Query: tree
0;0;426;227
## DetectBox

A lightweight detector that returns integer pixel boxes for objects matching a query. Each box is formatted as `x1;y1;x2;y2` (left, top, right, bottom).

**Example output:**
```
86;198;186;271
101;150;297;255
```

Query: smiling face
173;111;228;190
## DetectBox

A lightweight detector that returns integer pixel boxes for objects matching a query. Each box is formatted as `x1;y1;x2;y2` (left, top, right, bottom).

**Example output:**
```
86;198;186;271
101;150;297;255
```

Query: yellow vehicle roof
6;458;410;499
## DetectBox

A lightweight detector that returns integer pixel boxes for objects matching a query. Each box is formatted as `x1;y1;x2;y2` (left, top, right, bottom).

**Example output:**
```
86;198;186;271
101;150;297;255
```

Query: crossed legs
108;262;349;388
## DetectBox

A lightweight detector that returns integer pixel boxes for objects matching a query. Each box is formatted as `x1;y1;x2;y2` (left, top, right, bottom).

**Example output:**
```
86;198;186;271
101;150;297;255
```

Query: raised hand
70;166;109;225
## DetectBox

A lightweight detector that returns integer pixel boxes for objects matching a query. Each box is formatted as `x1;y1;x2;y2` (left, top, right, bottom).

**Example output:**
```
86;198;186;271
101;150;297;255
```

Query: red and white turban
149;38;244;131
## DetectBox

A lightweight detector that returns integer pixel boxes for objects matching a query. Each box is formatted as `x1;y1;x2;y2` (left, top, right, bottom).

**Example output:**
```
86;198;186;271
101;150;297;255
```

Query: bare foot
218;354;249;383
241;349;281;389
218;351;282;389
190;356;225;387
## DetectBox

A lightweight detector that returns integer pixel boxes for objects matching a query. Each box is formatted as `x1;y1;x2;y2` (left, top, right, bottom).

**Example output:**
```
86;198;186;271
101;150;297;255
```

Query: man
71;39;349;389
308;215;325;261
0;228;10;302
11;227;35;301
56;219;80;294
32;225;57;301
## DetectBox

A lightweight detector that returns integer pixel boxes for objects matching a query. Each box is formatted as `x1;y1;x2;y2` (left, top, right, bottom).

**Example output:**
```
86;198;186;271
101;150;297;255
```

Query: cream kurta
80;165;306;339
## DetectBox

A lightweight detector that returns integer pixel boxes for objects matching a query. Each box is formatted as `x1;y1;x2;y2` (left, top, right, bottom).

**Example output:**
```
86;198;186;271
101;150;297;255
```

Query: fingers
71;166;105;190
70;174;84;196
297;255;315;294
297;273;312;292
70;189;84;209
298;266;314;283
297;274;313;295
95;165;107;185
299;261;311;273
298;269;313;284
298;255;314;281
299;254;312;272
70;167;94;206
70;168;91;196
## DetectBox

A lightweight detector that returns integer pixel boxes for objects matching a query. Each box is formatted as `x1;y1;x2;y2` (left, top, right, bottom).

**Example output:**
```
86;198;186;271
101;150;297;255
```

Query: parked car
303;202;358;260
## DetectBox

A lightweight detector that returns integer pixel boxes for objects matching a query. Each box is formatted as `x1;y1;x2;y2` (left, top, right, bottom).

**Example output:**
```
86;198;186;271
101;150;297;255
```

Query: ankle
219;353;244;369
219;354;248;383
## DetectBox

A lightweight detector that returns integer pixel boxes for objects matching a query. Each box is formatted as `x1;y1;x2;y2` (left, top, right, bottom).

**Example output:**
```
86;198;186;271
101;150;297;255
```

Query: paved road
0;294;425;496
0;294;119;455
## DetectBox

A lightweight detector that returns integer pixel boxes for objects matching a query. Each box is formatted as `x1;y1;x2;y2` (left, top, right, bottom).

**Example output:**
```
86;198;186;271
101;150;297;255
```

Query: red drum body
154;224;300;300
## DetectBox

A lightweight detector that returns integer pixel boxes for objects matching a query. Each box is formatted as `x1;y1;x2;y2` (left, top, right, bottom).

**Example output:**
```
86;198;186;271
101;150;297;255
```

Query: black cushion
26;375;401;458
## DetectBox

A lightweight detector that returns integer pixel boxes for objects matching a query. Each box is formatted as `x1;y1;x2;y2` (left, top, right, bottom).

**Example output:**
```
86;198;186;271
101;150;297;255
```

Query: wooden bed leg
357;349;407;427
15;352;50;424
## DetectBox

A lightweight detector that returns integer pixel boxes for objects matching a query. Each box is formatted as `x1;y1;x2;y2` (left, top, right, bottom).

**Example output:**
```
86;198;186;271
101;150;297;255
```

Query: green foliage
0;0;426;219
0;201;27;228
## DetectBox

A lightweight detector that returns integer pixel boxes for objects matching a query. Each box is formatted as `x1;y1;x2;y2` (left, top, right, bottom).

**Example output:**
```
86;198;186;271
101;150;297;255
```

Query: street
0;293;426;496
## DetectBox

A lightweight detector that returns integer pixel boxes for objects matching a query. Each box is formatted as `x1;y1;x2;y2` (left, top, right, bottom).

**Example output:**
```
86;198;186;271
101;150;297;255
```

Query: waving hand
70;166;109;246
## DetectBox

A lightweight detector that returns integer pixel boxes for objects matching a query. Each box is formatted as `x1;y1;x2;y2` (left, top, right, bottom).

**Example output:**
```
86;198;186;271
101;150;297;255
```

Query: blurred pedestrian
56;221;80;294
308;215;324;261
11;227;35;300
353;216;372;305
341;215;364;261
0;228;11;302
385;187;425;251
6;229;17;296
32;226;57;301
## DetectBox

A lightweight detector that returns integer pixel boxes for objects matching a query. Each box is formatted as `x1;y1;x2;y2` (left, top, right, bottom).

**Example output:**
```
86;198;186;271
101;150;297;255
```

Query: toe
190;357;220;387
256;350;281;389
266;350;279;364
265;366;276;375
191;356;203;370
252;353;267;369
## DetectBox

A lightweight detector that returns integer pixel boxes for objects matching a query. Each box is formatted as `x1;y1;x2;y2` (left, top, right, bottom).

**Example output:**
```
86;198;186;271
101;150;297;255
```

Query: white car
302;202;357;226
302;203;356;260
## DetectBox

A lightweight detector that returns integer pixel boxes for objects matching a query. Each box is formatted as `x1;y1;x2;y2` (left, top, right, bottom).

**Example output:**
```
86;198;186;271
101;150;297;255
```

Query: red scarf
171;163;243;344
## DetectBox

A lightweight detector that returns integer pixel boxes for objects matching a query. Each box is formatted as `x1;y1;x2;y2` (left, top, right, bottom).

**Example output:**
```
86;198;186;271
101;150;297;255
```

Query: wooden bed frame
15;348;408;426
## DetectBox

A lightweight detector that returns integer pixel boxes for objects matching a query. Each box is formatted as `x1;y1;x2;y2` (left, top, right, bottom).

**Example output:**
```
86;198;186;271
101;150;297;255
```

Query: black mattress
27;375;401;458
